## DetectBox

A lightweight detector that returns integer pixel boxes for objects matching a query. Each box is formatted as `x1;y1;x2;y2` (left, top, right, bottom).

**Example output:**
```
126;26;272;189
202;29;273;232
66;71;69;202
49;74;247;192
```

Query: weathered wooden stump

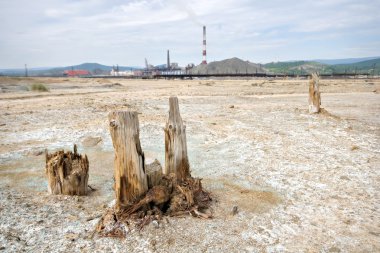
96;102;212;237
309;72;321;113
108;111;148;210
164;97;190;181
45;144;89;195
146;159;163;188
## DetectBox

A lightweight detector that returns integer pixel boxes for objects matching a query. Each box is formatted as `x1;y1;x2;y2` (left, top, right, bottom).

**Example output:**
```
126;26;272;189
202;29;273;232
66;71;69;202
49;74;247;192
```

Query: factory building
63;70;90;77
110;69;134;76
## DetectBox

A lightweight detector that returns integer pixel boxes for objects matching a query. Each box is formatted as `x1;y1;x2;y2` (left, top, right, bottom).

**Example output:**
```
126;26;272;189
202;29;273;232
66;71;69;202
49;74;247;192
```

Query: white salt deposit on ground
0;77;379;252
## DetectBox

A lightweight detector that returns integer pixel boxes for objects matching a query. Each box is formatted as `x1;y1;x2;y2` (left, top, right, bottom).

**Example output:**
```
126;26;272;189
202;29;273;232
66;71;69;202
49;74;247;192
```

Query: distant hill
312;56;380;65
334;58;380;68
51;63;139;72
190;57;265;74
42;63;140;76
0;63;141;76
264;58;380;75
263;61;327;75
1;57;379;77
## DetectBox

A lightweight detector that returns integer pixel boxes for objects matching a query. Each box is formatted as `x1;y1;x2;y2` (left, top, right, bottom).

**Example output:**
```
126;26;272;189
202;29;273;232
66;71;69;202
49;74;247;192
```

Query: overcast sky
0;0;379;68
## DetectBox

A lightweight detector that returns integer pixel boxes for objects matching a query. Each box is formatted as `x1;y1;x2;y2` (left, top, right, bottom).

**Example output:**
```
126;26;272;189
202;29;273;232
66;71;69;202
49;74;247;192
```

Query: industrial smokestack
202;26;207;65
167;49;170;69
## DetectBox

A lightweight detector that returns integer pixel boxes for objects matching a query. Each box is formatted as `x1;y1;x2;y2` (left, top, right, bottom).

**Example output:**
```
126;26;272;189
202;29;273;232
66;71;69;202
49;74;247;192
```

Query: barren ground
0;77;379;252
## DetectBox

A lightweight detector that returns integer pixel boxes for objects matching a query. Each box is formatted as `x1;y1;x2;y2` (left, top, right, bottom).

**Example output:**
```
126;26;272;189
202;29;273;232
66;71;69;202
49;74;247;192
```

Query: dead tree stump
164;97;190;181
108;111;148;210
309;73;321;113
146;159;163;188
96;104;213;237
45;144;89;195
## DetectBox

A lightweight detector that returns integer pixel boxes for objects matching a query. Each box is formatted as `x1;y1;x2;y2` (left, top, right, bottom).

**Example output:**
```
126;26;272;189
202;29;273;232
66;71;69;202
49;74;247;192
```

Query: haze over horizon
1;0;379;69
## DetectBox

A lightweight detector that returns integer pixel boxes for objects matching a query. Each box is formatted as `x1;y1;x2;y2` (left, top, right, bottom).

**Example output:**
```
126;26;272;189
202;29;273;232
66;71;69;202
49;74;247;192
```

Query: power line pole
373;63;377;77
25;64;28;77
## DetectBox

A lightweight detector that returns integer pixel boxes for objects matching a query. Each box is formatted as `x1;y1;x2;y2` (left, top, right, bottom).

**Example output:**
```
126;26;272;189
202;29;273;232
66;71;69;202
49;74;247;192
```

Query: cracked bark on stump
108;111;148;210
309;73;321;113
45;144;89;195
164;97;190;181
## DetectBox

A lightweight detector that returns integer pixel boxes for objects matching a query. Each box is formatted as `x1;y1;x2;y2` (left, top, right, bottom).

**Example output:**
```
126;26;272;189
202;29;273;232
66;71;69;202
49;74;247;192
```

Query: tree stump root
95;174;212;238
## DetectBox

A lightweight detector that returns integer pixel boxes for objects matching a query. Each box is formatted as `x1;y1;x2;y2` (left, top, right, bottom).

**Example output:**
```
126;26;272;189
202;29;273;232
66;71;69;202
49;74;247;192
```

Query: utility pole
167;50;170;70
373;63;377;77
25;64;28;77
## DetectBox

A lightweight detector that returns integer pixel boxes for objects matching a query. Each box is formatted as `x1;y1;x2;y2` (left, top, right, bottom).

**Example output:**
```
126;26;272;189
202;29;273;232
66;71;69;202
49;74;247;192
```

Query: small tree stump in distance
45;144;89;195
309;72;321;113
108;111;148;210
164;96;190;181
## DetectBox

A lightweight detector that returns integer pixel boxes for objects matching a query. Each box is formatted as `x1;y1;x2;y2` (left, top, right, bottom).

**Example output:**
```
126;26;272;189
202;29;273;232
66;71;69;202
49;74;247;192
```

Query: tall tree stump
309;72;321;113
45;144;89;195
164;97;190;181
108;111;148;210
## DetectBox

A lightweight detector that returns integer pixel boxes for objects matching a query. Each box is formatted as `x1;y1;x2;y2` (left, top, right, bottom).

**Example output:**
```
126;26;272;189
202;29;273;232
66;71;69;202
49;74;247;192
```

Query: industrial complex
109;25;208;78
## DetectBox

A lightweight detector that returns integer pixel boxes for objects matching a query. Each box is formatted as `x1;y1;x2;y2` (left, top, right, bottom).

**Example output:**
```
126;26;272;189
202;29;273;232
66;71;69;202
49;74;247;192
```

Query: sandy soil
0;76;379;252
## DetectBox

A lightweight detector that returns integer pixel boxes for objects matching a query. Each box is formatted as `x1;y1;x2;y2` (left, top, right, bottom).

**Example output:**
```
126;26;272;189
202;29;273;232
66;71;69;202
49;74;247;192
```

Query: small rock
75;196;84;203
33;150;44;156
68;215;78;221
28;150;44;156
0;123;6;127
232;206;238;215
152;220;159;229
81;136;102;147
229;105;234;108
65;233;78;241
328;246;341;253
369;231;380;236
0;246;5;251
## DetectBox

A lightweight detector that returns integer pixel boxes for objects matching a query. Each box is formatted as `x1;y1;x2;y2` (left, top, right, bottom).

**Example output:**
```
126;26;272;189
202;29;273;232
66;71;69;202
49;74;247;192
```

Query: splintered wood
45;144;89;195
309;73;321;113
108;111;148;210
97;97;212;238
164;96;190;181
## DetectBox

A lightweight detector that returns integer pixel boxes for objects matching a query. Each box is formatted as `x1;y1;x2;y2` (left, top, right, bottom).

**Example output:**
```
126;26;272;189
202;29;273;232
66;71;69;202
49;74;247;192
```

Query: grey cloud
0;0;379;68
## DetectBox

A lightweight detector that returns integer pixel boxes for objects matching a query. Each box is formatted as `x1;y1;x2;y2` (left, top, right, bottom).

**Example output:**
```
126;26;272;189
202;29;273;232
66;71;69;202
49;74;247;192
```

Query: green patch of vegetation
30;83;49;92
264;58;380;75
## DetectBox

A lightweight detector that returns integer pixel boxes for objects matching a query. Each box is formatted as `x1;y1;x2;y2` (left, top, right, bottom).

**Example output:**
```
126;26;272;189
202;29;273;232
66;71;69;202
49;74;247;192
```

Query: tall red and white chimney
202;25;207;65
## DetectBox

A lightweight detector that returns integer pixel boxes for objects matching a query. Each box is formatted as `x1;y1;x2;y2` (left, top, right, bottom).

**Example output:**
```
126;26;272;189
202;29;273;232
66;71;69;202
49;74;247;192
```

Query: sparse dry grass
30;83;49;92
351;145;359;151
